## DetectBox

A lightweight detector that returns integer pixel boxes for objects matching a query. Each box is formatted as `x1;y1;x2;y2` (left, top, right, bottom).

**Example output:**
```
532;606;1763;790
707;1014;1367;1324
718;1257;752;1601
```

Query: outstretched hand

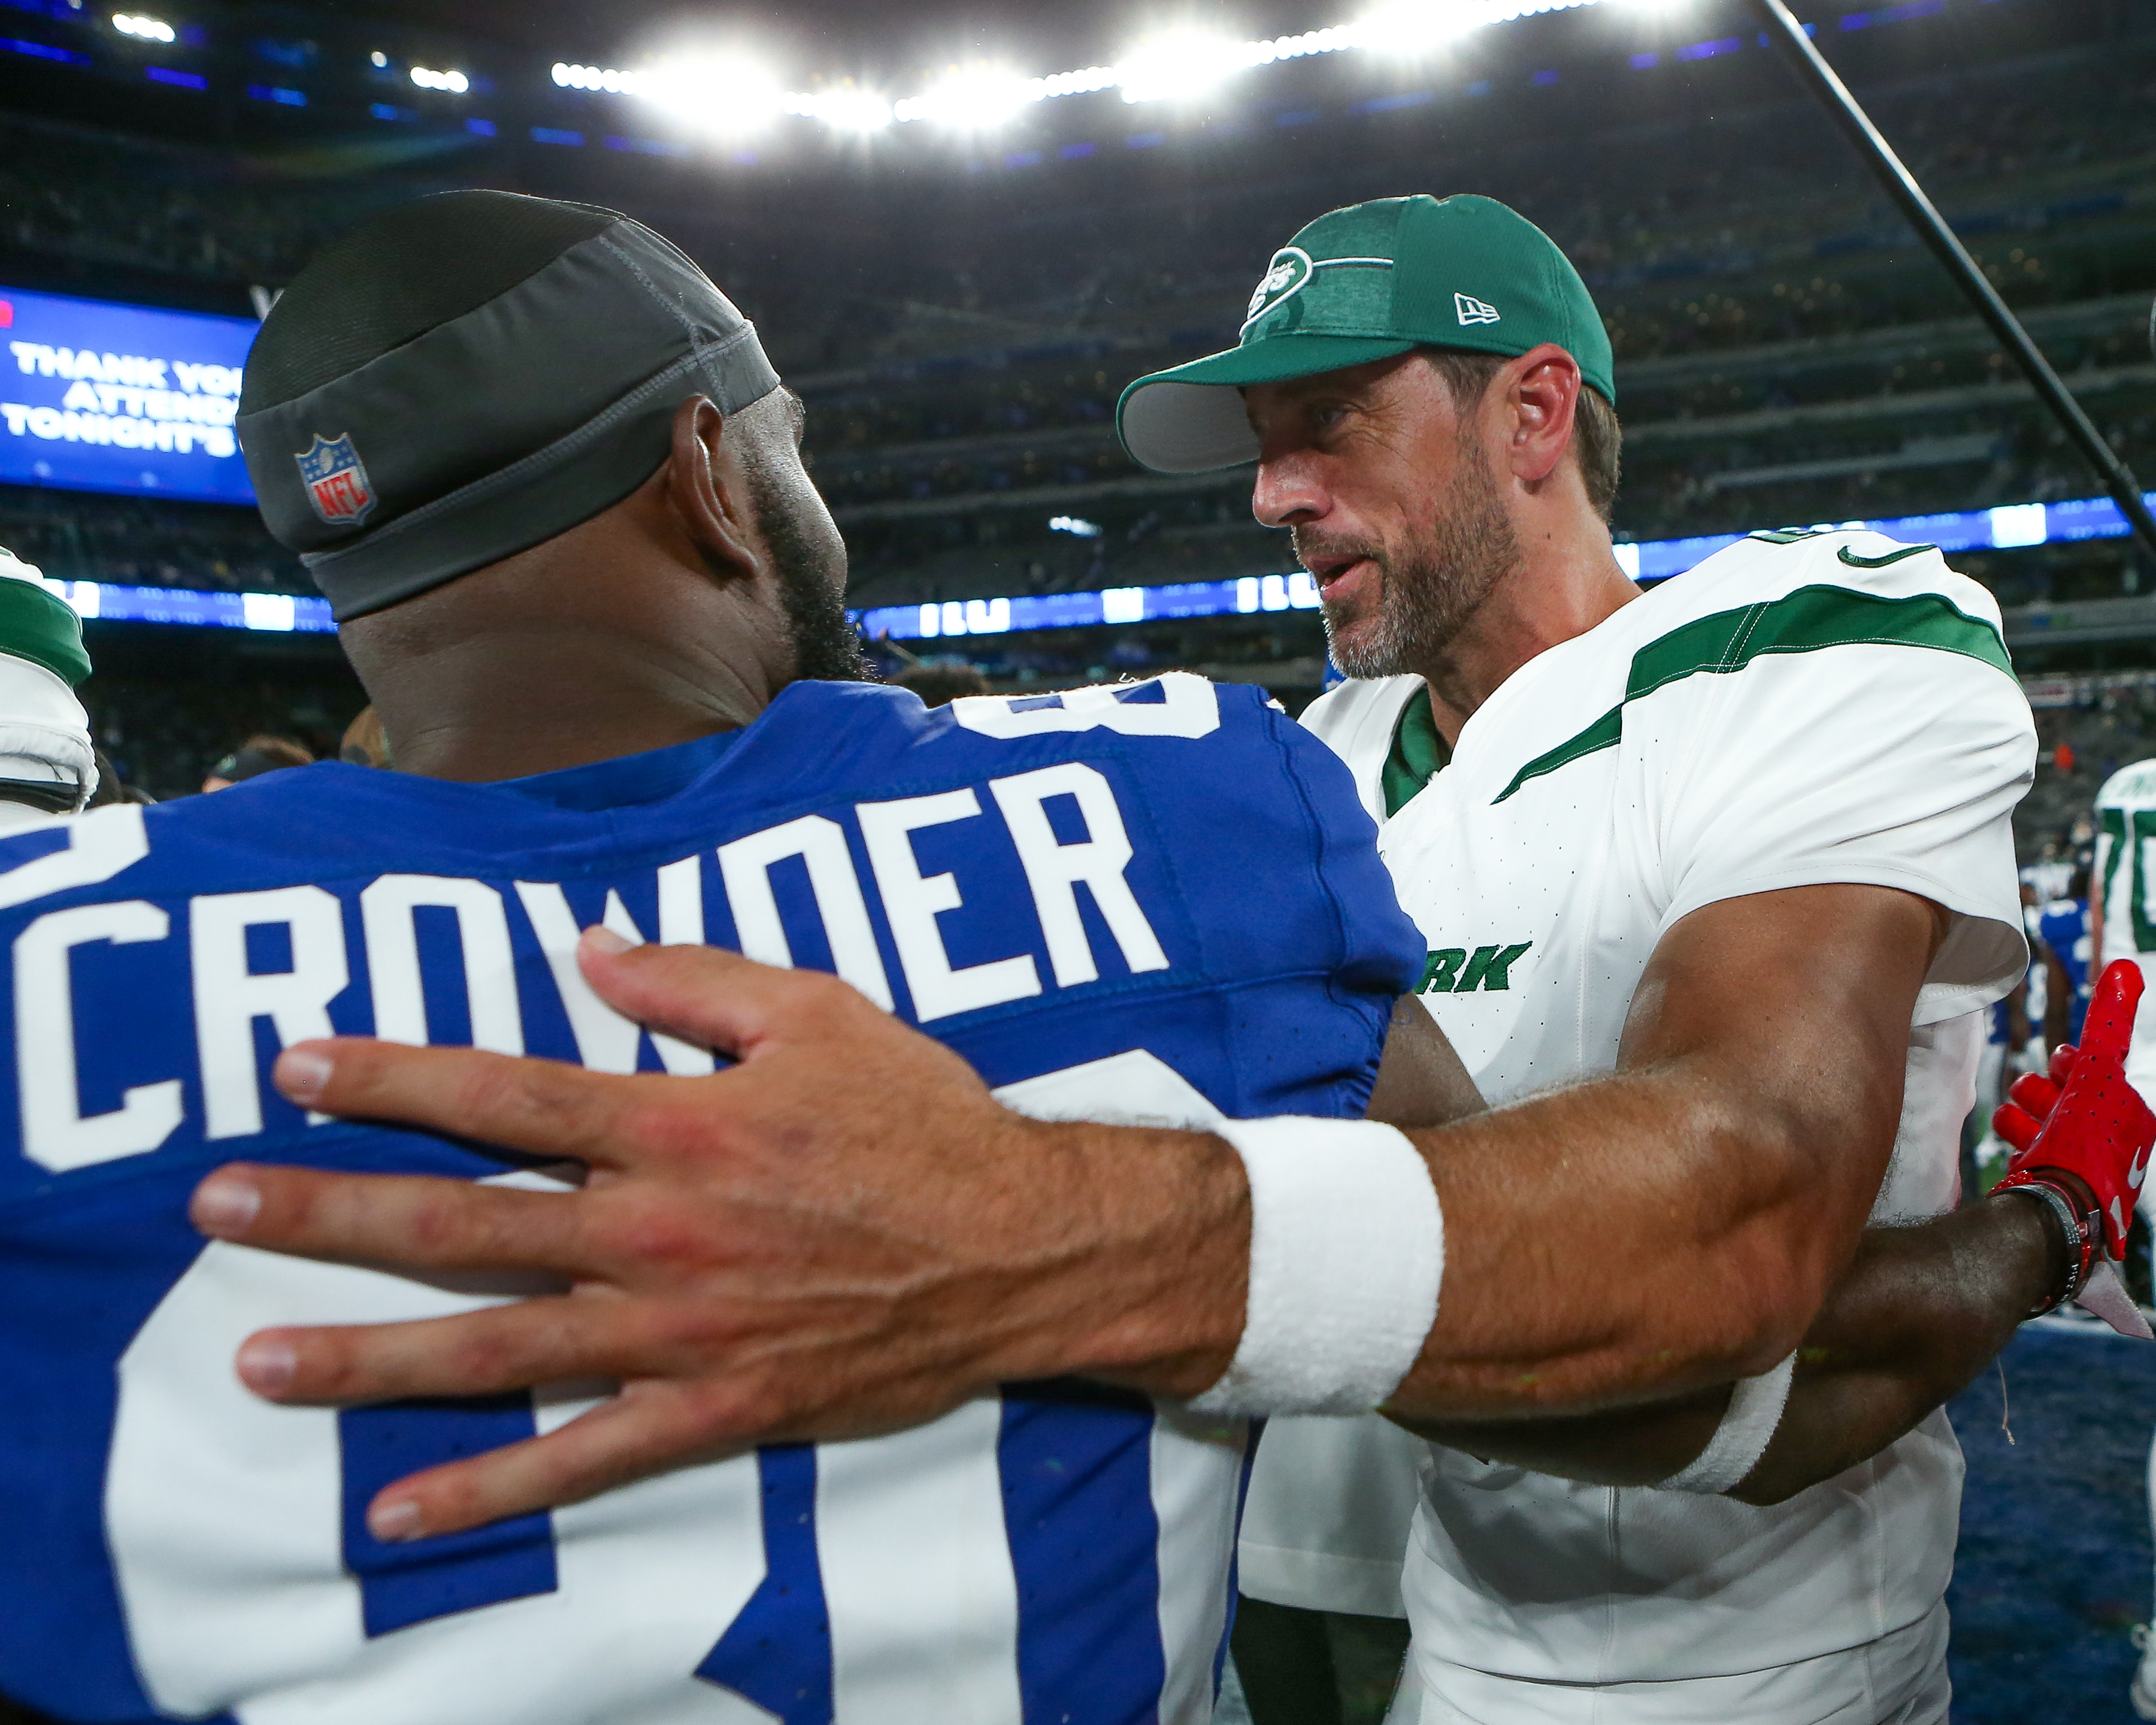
189;931;1244;1542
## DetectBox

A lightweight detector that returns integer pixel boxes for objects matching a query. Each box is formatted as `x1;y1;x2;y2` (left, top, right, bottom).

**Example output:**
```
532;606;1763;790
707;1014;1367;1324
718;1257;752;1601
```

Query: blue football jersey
2037;896;2090;1042
0;673;1419;1725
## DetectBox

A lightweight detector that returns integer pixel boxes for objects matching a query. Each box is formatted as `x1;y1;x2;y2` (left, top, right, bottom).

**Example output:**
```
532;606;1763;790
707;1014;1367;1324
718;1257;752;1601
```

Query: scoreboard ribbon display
0;286;258;506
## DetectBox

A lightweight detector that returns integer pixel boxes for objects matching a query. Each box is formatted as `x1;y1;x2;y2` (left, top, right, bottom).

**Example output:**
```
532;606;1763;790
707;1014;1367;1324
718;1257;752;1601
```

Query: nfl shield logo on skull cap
295;432;376;526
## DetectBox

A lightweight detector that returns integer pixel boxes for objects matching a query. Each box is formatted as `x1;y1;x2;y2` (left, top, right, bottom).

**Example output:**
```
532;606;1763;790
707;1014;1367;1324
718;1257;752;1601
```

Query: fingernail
581;925;632;957
275;1046;334;1103
369;1497;425;1543
192;1173;261;1236
235;1336;295;1395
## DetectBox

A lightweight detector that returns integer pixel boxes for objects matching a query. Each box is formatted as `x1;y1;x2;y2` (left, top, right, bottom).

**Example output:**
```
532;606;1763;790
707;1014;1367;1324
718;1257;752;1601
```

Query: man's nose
1252;457;1327;530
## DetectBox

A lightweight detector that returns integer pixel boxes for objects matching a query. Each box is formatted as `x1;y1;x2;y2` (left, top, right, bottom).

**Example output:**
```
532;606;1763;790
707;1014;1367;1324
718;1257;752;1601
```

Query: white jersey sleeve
1636;534;2033;1025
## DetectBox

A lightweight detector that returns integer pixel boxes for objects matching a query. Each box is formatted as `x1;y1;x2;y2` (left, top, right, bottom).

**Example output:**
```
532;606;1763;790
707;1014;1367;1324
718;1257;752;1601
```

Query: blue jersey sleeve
889;676;1423;1119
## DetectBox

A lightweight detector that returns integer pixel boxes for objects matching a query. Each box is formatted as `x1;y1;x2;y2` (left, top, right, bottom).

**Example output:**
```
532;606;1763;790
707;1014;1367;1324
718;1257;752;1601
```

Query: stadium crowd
3;5;2152;616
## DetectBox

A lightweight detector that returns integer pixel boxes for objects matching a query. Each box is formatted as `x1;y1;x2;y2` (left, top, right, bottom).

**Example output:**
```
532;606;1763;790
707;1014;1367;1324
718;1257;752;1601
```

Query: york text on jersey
1418;943;1533;995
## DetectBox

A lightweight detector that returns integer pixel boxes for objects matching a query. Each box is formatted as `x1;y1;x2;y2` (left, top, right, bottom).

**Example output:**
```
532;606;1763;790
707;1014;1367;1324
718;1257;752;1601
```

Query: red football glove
1993;1042;2073;1158
1993;960;2155;1257
1991;961;2155;1337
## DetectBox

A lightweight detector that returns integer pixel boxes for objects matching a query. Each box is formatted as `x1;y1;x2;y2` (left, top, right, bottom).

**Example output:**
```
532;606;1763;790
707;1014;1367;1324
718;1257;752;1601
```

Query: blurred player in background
2024;840;2076;906
200;733;312;792
2039;862;2094;1047
339;706;390;769
2091;757;2156;1718
0;547;97;824
892;661;991;707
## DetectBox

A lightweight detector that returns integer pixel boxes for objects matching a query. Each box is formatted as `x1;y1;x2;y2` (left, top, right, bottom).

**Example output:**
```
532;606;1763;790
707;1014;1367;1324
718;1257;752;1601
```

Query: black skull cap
238;189;780;621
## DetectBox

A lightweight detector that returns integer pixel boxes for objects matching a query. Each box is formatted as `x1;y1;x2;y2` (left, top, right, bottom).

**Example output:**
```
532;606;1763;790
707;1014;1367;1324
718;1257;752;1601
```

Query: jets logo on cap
1243;246;1315;330
1454;292;1501;326
295;432;376;527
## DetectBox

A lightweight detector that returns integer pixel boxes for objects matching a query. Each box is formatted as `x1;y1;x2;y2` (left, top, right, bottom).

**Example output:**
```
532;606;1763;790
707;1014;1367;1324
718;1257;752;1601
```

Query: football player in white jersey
0;547;98;825
1143;195;2048;1723
2093;759;2156;1103
2088;756;2156;1718
191;196;2155;1725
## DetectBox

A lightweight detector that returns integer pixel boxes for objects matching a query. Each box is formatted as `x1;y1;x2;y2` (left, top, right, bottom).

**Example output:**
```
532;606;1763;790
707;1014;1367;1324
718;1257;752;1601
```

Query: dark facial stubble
1302;428;1523;681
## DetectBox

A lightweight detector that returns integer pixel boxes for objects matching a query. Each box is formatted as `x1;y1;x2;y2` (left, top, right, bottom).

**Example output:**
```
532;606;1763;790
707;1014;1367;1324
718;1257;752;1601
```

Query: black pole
1745;0;2156;561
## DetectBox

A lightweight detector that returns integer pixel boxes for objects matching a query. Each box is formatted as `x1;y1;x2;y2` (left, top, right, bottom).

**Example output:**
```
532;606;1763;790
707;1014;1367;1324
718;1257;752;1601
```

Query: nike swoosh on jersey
1837;542;1936;569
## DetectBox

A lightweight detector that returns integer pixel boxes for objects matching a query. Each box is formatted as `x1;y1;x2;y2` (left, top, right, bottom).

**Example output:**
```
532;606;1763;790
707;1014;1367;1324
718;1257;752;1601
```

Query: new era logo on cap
1454;292;1500;326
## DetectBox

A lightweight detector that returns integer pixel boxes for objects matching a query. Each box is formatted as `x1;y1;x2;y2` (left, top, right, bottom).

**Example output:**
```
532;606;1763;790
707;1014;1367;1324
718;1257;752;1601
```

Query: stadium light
112;13;176;43
410;65;469;93
1114;30;1253;104
894;65;1036;129
543;1;1620;137
370;50;387;67
554;62;640;93
640;54;785;134
786;85;894;132
1349;2;1482;54
1049;515;1103;537
555;53;844;139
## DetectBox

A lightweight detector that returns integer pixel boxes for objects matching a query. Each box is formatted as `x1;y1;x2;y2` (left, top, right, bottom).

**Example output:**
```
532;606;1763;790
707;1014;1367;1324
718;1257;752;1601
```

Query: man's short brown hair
1418;347;1622;522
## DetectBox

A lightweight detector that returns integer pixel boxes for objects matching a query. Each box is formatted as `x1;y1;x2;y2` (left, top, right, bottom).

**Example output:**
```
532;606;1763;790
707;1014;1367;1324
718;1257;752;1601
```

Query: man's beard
1299;437;1523;680
746;462;873;685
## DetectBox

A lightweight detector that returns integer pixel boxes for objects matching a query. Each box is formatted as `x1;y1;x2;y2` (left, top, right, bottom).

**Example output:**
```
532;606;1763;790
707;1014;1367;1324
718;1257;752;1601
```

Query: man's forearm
1385;1190;2058;1496
1094;1057;1859;1421
1378;1070;1851;1420
1731;1188;2054;1502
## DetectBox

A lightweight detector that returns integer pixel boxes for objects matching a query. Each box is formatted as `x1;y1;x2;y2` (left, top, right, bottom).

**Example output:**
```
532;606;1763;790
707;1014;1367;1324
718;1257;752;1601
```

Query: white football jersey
1300;527;2034;1684
2094;757;2156;1101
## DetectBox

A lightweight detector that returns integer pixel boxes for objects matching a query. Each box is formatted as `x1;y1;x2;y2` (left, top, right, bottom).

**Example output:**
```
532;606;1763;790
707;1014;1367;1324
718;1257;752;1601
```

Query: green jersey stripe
1491;704;1622;807
1493;583;2011;805
1382;685;1451;818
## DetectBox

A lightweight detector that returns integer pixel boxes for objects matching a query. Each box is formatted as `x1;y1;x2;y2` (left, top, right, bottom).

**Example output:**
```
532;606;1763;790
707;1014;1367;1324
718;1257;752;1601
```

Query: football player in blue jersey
0;190;1452;1725
2037;864;2094;1047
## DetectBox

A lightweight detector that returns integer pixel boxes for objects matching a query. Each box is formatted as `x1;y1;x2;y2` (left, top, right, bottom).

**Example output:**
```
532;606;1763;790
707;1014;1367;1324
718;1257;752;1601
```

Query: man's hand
190;931;1247;1543
1991;960;2155;1336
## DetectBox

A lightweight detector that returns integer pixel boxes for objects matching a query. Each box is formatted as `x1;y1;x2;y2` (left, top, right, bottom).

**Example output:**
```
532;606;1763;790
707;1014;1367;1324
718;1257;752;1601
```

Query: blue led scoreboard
0;286;258;506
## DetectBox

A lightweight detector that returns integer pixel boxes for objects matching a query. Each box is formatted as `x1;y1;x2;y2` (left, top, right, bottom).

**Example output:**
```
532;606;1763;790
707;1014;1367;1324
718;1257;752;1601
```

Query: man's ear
665;395;762;581
1504;343;1583;489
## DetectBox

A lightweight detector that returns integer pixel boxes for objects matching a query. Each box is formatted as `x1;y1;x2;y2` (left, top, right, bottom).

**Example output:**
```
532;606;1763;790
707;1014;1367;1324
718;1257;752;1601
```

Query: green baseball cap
1117;193;1614;474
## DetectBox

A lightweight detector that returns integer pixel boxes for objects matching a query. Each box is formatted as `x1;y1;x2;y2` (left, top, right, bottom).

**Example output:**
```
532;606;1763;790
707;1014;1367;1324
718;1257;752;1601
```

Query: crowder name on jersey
0;673;1420;1725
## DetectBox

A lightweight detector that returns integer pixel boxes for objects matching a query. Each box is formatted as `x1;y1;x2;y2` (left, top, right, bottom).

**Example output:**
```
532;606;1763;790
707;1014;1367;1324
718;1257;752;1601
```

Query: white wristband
1188;1116;1444;1417
1657;1352;1797;1495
